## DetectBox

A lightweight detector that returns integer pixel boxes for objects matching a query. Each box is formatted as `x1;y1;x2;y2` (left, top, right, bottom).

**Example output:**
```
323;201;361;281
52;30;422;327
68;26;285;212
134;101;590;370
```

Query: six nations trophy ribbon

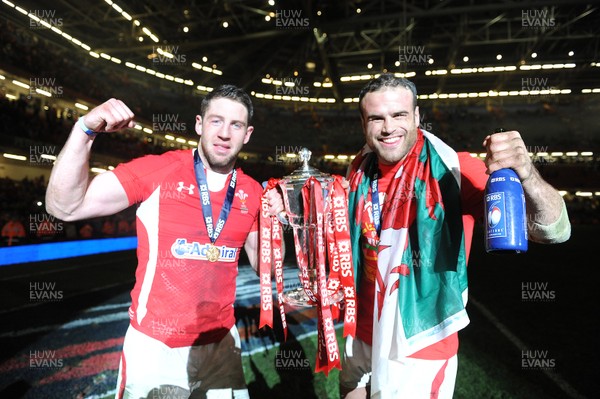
259;148;356;375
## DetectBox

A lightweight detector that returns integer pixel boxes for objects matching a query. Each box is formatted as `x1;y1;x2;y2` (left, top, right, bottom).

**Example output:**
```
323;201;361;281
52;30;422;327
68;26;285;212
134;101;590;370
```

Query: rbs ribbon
259;175;355;375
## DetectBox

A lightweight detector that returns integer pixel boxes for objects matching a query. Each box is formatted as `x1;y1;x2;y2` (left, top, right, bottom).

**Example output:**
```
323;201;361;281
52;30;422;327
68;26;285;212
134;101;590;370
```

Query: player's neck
195;148;233;191
196;148;234;175
206;170;230;191
206;162;234;175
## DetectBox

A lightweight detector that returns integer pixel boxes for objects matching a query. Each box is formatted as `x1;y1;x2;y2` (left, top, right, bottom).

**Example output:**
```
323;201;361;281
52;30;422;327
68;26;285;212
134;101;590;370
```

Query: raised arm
46;99;135;222
483;130;571;243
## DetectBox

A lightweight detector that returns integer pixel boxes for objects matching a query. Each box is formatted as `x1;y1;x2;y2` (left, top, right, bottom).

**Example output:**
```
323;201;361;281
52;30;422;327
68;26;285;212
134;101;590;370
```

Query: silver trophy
279;148;344;307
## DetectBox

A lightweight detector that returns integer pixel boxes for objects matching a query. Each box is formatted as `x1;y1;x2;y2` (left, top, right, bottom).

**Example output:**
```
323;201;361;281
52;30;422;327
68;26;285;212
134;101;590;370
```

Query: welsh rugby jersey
113;149;262;347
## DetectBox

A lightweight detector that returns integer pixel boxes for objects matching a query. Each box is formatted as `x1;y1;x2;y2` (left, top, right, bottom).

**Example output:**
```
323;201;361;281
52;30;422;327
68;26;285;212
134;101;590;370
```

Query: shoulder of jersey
133;148;191;164
236;169;263;192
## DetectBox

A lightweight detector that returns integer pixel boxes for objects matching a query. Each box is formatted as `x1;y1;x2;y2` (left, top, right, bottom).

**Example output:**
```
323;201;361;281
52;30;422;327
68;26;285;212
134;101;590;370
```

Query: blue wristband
78;116;97;137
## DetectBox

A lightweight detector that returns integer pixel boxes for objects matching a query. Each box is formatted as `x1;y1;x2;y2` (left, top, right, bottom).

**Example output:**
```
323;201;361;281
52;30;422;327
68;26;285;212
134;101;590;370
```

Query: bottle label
485;191;507;238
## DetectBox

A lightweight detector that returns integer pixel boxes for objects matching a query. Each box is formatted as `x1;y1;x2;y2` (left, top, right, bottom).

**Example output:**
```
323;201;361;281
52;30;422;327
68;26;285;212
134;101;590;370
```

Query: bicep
74;171;131;220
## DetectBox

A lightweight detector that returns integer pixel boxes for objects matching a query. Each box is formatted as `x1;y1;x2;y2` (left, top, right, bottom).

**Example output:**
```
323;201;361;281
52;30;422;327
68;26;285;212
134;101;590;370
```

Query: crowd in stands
0;18;201;121
0;97;171;162
1;168;598;248
3;13;600;159
564;195;600;225
0;175;136;247
1;16;599;247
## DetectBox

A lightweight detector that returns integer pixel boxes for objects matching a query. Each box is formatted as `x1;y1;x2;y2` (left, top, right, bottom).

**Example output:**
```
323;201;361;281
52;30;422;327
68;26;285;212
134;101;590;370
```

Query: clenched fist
483;130;535;183
81;98;135;133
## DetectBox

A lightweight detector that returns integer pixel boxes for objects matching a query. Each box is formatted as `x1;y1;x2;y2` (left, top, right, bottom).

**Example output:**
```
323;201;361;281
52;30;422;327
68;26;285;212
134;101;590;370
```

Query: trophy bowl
279;148;344;307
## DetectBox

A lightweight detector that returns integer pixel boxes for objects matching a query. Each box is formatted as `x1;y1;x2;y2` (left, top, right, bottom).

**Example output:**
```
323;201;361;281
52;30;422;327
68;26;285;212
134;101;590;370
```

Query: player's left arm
483;130;570;243
244;230;259;274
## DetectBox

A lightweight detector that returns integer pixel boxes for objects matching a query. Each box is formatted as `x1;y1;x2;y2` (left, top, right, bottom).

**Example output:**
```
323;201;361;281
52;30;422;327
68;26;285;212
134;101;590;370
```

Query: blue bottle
484;129;528;253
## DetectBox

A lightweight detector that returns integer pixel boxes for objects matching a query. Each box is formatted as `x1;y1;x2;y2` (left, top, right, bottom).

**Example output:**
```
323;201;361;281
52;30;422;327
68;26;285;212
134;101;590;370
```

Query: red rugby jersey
112;149;262;347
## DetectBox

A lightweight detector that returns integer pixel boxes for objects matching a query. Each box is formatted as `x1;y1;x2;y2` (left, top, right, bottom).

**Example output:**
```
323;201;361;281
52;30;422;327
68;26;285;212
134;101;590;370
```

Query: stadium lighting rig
0;71;195;149
1;0;219;97
3;0;600;105
103;0;222;76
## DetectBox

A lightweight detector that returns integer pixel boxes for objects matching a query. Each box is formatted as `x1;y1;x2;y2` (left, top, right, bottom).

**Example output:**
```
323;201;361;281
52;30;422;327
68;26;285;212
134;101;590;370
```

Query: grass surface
241;318;567;399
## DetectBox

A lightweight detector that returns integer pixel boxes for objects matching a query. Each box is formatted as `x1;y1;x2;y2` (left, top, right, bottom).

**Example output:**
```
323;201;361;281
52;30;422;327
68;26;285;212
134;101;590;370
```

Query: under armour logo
177;182;195;194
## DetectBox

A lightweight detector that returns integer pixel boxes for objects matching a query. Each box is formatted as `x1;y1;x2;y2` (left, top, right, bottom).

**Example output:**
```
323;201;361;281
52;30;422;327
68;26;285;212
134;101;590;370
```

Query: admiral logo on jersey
171;238;237;262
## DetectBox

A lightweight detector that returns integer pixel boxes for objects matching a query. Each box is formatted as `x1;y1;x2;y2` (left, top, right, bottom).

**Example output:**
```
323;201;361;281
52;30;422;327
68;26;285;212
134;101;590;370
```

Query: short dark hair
358;74;418;116
200;84;254;124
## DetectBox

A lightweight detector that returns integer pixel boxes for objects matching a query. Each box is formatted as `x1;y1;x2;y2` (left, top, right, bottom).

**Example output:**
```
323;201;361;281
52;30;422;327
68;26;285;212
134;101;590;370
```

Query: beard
199;140;237;173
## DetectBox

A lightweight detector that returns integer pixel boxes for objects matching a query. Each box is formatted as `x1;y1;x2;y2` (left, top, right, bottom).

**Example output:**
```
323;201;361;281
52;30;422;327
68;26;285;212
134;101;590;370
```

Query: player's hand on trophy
340;177;350;193
264;187;287;223
81;98;135;133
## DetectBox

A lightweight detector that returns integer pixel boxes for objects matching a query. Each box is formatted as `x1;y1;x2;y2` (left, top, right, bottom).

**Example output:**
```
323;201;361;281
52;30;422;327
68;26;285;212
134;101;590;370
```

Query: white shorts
116;325;249;399
339;336;458;399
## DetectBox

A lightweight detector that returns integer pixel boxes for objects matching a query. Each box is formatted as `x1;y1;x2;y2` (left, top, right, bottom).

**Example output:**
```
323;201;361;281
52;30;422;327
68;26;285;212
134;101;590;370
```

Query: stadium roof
1;0;599;105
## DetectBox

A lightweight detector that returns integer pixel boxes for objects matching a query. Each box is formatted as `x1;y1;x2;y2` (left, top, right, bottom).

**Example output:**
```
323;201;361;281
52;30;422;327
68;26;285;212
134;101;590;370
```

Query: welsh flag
348;130;469;397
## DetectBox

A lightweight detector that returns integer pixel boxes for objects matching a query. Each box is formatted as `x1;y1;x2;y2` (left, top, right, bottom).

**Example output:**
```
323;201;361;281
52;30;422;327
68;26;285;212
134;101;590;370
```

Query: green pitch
243;316;569;399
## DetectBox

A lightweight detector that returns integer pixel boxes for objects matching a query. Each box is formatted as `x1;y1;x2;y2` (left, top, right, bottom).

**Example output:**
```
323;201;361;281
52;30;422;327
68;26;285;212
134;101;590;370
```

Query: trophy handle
277;211;288;225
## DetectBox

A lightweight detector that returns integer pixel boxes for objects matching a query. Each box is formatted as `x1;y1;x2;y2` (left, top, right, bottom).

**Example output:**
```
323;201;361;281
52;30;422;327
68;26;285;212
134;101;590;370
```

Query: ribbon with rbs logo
193;150;237;262
259;175;356;375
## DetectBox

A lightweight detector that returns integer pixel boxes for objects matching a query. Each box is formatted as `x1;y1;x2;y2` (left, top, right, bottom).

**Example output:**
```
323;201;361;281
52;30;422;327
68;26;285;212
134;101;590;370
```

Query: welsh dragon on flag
348;130;470;397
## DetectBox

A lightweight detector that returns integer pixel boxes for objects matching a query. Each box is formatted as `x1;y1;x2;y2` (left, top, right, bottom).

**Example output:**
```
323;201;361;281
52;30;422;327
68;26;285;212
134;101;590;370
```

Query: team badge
235;190;249;214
